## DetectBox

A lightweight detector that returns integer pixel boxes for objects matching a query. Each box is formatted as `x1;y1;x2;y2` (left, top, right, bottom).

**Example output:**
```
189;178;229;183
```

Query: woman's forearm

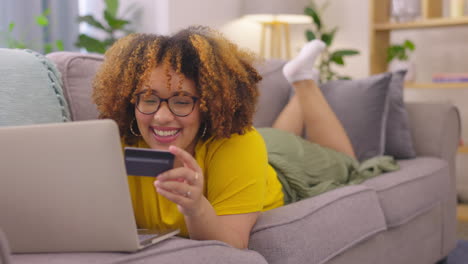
184;197;251;249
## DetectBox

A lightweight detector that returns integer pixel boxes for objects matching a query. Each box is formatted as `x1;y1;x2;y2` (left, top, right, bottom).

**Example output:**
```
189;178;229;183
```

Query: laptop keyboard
137;229;179;246
138;234;157;242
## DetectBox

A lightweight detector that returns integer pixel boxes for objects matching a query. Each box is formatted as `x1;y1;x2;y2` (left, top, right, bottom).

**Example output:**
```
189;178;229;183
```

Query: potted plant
304;1;360;83
75;0;135;54
0;8;64;54
387;39;416;81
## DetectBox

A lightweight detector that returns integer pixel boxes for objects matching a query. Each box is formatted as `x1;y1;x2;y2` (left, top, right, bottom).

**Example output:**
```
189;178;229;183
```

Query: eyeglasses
135;92;199;117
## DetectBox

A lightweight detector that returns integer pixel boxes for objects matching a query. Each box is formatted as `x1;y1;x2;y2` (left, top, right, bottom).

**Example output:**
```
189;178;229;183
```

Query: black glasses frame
135;93;199;117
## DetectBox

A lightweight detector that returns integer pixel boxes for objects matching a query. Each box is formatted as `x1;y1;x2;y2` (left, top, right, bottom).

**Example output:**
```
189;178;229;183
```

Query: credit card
124;147;174;176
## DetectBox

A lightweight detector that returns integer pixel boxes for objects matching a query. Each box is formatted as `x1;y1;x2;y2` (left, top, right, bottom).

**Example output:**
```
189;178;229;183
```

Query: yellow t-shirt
125;128;284;237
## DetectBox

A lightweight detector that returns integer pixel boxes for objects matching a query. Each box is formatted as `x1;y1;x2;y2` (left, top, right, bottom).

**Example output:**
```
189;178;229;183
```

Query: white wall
92;0;368;79
294;0;370;79
168;0;241;33
114;0;468;123
89;0;468;81
122;0;370;79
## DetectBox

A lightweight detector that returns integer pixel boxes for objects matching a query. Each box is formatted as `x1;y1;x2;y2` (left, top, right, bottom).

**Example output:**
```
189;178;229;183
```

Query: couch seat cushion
362;157;448;228
249;185;386;264
11;237;267;264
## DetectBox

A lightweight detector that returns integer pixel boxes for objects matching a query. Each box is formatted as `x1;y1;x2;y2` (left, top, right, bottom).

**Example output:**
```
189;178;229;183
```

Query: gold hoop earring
201;123;207;138
130;118;141;137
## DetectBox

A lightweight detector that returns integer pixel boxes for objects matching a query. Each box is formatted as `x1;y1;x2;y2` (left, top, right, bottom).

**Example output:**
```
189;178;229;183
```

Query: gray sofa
0;49;461;264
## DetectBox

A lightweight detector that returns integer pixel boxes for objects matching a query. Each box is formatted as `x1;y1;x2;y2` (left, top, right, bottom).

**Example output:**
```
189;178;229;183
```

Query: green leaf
324;27;338;46
75;34;107;54
42;8;51;16
35;15;49;27
404;39;415;51
6;37;27;49
387;49;395;62
332;49;360;57
331;55;344;65
77;15;107;31
44;43;53;54
329;50;359;66
304;7;321;30
305;30;316;41
387;40;415;62
104;10;129;30
387;46;399;61
105;0;119;17
55;40;64;51
387;45;407;62
338;76;352;80
8;22;15;32
321;33;332;46
12;41;27;49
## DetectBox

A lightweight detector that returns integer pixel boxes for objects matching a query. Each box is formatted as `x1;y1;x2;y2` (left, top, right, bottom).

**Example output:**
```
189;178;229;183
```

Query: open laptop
0;119;179;253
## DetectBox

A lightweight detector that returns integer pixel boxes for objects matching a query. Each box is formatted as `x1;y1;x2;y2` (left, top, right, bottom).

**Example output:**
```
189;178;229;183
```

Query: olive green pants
258;128;399;204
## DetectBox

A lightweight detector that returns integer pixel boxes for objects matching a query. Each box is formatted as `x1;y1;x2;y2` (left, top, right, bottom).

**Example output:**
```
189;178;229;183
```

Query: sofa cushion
11;237;267;264
46;52;103;121
362;157;448;227
249;185;386;264
384;70;416;159
320;73;393;161
254;61;393;162
0;49;71;126
253;59;292;128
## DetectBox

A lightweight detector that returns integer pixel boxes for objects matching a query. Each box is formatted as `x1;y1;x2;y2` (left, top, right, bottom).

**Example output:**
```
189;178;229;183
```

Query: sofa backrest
252;59;292;127
46;52;103;121
14;50;416;161
45;52;292;127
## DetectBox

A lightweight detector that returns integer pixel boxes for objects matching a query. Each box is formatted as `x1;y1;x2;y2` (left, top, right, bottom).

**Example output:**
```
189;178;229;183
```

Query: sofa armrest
405;102;460;161
0;228;11;264
249;185;387;264
405;102;460;255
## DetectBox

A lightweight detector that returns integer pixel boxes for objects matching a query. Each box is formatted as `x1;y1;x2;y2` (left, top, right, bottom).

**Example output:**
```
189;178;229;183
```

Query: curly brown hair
93;26;262;145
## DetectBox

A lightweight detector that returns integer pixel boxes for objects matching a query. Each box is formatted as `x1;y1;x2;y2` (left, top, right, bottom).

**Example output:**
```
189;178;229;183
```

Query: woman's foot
282;40;326;84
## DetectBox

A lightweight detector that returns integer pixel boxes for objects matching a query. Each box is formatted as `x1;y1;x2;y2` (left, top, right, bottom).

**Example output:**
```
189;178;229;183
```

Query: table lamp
243;0;311;59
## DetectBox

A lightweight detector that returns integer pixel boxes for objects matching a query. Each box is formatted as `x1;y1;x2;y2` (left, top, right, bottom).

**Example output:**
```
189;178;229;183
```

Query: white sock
282;40;326;84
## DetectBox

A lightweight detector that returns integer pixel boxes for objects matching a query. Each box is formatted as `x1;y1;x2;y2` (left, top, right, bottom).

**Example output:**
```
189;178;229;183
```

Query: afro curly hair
92;26;263;145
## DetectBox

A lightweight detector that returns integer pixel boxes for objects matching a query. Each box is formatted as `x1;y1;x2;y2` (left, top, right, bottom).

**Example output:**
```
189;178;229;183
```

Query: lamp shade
243;0;312;24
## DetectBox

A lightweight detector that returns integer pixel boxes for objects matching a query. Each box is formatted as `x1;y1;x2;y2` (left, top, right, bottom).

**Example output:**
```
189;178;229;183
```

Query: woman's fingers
154;145;205;216
169;145;200;172
155;179;195;197
157;167;201;186
155;185;191;204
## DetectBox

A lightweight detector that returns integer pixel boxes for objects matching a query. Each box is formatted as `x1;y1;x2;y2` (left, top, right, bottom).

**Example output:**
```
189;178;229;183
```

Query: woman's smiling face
134;66;201;155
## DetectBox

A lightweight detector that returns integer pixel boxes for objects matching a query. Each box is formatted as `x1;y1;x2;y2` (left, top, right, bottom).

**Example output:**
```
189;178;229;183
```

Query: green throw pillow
0;49;71;126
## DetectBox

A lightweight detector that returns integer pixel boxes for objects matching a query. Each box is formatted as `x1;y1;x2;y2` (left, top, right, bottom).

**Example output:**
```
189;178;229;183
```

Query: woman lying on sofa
92;26;394;249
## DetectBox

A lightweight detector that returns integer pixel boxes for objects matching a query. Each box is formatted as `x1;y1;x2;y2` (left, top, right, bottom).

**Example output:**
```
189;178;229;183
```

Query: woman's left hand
154;145;205;217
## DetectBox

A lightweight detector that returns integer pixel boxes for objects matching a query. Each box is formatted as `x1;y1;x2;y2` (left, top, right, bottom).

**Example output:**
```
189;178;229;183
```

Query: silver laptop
0;119;179;253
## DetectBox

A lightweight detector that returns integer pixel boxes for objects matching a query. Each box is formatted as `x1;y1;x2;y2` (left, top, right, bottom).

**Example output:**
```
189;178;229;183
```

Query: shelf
404;82;468;89
459;146;468;154
458;204;468;222
374;16;468;30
